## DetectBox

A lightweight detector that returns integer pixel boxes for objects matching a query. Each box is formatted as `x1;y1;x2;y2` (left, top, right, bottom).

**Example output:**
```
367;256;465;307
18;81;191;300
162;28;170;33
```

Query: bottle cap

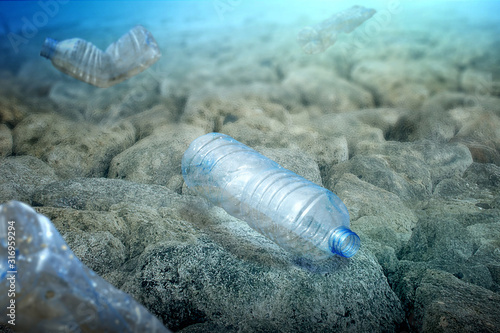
329;227;360;258
40;38;59;59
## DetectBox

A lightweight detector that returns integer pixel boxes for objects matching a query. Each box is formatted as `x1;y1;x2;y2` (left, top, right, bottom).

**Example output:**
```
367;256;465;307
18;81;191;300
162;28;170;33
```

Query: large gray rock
415;270;500;333
0;96;26;128
221;117;349;173
399;215;474;264
312;108;404;156
124;239;404;333
329;173;417;276
387;92;500;165
124;104;179;139
389;157;500;329
36;207;129;242
31;177;405;332
333;173;418;247
13;114;136;179
388;92;471;142
331;140;473;204
460;68;499;95
63;230;127;276
351;60;459;109
32;178;180;211
328;154;432;204
388;260;500;332
220;111;292;148
0;155;59;203
108;124;204;192
451;106;500;165
278;66;374;114
121;198;405;333
463;162;500;195
0;124;12;157
181;87;290;133
35;205;197;280
432;163;499;210
398;192;500;291
356;140;473;186
389;262;500;333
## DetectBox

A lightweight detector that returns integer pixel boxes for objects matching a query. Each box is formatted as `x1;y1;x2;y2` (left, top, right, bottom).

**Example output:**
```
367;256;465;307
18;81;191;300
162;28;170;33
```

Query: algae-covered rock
463;163;500;192
0;124;12;157
278;66;374;114
13;114;136;179
333;173;418;246
32;177;180;211
351;60;459;109
0;96;27;128
415;270;500;333
328;154;432;203
311;110;389;156
0;156;59;203
108;124;204;192
63;231;127;276
399;216;474;264
123;228;404;332
352;140;473;188
182;89;291;138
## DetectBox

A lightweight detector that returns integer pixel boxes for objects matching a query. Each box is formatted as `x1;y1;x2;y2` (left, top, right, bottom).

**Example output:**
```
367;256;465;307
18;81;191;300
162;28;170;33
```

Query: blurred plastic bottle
40;25;161;88
297;5;376;54
182;133;360;260
0;201;171;332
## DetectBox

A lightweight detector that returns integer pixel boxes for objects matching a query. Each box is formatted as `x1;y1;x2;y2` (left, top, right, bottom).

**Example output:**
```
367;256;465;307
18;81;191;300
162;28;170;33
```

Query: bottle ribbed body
40;25;161;88
182;133;360;260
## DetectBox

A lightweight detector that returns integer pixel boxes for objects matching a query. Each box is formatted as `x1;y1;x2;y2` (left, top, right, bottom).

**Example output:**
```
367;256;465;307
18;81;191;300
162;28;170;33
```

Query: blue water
1;0;499;120
0;0;498;124
2;1;500;70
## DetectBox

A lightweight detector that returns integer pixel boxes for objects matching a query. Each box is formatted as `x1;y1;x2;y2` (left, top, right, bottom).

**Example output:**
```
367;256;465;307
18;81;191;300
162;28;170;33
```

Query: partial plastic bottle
40;25;161;88
0;201;171;332
182;133;360;260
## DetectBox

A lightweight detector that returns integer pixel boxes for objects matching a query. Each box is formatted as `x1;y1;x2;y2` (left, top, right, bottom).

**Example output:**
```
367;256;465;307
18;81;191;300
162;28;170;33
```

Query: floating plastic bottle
297;5;376;54
40;25;161;88
0;201;171;332
182;133;360;260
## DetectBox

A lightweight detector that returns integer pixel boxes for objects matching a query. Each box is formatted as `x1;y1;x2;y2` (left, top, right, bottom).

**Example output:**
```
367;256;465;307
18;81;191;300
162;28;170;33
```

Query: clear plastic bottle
297;5;376;54
40;25;161;88
182;133;360;260
0;200;170;332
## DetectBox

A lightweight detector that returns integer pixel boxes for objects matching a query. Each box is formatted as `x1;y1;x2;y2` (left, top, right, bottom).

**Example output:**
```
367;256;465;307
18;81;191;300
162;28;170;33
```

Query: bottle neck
40;38;59;59
329;227;360;258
